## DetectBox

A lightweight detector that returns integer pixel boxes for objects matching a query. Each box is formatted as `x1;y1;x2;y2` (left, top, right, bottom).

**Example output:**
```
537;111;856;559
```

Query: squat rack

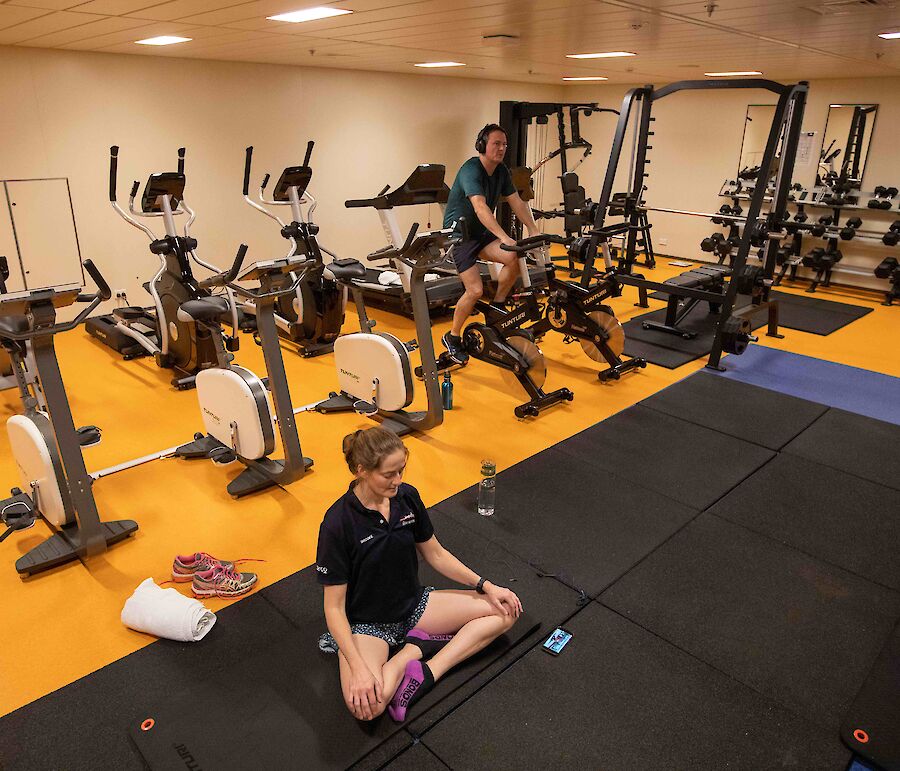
582;78;809;370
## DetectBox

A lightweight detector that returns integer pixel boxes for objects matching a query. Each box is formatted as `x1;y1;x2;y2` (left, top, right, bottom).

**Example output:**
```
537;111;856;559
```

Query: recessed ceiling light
135;35;192;45
704;70;763;76
877;30;900;39
566;51;635;59
562;76;609;81
414;61;465;68
267;7;352;23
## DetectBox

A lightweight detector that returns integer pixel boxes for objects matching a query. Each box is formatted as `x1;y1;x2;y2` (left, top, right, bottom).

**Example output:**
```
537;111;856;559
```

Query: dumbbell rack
716;178;899;299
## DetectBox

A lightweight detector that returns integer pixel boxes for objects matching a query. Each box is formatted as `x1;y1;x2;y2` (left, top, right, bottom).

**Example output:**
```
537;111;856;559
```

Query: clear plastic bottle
477;459;496;517
441;371;453;410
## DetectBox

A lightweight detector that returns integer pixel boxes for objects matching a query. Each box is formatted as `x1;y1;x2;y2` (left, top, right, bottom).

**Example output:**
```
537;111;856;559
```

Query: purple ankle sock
405;629;454;658
388;660;434;722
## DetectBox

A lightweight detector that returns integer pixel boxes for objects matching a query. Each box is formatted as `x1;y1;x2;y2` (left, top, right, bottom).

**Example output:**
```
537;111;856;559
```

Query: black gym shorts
450;231;498;274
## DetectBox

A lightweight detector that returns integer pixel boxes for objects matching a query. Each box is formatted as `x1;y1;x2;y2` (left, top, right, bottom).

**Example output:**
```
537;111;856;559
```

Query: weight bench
642;264;731;339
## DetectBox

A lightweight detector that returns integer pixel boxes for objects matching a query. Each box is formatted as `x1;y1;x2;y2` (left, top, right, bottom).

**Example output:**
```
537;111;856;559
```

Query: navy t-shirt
443;157;516;239
316;482;435;624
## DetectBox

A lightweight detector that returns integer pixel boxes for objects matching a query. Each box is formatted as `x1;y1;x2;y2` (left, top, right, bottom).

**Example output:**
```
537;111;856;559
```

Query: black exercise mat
552;404;774;510
601;513;900;730
420;603;850;770
622;302;767;369
784;408;900;492
709;453;900;591
380;742;450;770
0;594;299;771
841;619;900;771
430;446;697;598
770;291;874;335
640;370;827;450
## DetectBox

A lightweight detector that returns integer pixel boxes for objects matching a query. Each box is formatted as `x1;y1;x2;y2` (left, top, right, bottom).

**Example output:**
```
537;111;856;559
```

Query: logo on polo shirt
399;512;416;527
360;534;374;544
316;564;328;574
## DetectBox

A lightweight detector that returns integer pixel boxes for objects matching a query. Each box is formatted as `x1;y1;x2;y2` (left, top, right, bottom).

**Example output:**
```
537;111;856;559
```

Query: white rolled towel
121;577;217;642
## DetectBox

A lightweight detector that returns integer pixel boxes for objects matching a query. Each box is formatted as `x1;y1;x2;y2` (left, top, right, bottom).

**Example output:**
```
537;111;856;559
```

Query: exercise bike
523;234;646;382
315;221;459;435
1;255;45;412
86;146;240;390
0;260;138;576
240;142;348;357
171;247;314;497
432;235;575;419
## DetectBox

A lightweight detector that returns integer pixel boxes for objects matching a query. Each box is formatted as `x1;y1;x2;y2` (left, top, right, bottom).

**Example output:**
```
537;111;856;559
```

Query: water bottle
441;371;453;410
477;459;496;517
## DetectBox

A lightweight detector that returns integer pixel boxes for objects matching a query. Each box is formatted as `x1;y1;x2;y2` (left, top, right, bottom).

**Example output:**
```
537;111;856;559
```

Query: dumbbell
810;215;832;238
802;247;825;268
875;256;899;279
701;232;726;253
775;246;793;266
711;204;732;225
840;217;863;241
887;187;899;198
882;221;900;246
869;198;893;209
792;211;808;224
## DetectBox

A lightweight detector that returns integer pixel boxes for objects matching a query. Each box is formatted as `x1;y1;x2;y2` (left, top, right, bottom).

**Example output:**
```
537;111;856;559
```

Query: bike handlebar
500;233;569;253
198;244;248;289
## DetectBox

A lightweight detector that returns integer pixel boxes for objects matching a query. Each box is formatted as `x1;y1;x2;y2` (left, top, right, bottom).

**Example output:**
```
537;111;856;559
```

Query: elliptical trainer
240;143;349;357
86;146;240;389
0;261;138;576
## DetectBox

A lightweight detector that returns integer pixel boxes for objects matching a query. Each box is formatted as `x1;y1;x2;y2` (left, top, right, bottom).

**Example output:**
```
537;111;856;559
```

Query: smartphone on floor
542;627;573;656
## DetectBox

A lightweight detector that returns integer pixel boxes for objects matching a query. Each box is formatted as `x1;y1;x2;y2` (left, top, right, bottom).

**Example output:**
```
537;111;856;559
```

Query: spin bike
0;261;138;576
1;255;45;411
240;142;348;357
433;234;574;419
522;235;646;382
86;146;240;389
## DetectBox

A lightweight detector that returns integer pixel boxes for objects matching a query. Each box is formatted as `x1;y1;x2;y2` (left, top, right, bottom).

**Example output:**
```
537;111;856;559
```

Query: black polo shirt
316;482;435;624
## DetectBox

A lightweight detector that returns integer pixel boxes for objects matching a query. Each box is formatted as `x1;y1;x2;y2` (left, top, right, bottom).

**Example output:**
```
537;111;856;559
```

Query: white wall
567;77;900;292
0;45;560;314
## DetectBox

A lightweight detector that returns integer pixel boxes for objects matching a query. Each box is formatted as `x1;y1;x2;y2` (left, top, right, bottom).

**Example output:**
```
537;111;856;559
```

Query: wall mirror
817;104;878;189
737;104;777;179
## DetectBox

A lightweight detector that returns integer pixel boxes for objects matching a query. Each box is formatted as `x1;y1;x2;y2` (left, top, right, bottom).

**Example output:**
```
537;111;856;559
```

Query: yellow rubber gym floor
1;257;896;717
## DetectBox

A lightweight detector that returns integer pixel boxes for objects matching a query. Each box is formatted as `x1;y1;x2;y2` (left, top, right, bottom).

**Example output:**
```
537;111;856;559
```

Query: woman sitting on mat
317;426;522;722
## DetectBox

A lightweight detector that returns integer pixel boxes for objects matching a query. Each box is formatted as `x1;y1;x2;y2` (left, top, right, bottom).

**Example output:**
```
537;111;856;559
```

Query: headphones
476;124;506;154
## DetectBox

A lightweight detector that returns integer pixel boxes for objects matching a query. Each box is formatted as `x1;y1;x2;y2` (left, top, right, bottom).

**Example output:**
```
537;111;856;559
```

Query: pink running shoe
388;660;434;723
191;565;258;598
172;552;234;582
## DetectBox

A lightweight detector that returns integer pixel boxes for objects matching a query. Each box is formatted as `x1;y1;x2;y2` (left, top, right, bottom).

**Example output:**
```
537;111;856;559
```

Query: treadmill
345;164;467;317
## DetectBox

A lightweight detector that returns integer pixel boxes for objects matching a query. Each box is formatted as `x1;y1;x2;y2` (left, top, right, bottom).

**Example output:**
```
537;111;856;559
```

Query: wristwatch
476;577;488;594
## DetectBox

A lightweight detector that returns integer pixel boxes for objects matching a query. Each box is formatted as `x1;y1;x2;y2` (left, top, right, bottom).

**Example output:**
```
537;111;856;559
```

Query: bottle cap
480;459;496;476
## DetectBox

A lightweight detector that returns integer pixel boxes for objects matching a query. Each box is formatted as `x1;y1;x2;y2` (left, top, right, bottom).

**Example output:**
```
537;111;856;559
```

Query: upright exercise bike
0;261;138;576
86;146;240;389
240;142;348;357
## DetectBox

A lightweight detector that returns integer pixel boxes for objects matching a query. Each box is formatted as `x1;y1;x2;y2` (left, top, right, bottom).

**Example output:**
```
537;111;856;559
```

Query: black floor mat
552;404;775;510
709;453;900;591
623;302;767;369
601;513;900;730
784;408;900;492
841;618;900;771
0;595;300;771
430;447;697;597
381;742;450;769
420;603;850;770
770;291;874;335
640;371;827;449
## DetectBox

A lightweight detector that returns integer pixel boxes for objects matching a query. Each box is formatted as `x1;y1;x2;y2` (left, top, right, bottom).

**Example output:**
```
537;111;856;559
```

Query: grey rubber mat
640;370;827;449
431;446;697;597
769;291;874;335
601;514;900;730
420;603;850;770
622;303;766;369
784;408;900;492
709;453;900;590
552;405;775;510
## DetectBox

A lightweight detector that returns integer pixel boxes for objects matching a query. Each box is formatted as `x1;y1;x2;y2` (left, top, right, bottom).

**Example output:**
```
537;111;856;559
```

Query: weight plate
579;309;625;361
499;334;547;391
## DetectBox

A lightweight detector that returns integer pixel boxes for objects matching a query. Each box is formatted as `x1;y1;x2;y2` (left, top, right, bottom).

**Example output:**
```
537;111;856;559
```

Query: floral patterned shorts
318;586;435;653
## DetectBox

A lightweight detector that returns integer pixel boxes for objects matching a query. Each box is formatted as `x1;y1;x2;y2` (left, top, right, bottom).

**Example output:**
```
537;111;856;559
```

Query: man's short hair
476;124;508;154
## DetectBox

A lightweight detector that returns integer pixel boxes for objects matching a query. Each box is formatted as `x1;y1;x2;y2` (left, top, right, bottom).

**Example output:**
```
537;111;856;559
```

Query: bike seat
0;315;30;337
324;258;366;281
177;296;230;323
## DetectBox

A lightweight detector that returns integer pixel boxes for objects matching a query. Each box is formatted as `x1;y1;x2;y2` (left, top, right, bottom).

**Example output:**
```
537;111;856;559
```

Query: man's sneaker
172;552;234;582
441;332;468;365
191;565;258;598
